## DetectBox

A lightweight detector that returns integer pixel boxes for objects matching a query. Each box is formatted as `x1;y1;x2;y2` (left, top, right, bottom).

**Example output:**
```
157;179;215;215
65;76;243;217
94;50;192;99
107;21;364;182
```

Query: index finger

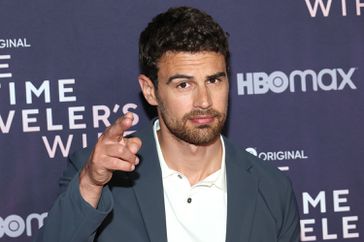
104;112;134;140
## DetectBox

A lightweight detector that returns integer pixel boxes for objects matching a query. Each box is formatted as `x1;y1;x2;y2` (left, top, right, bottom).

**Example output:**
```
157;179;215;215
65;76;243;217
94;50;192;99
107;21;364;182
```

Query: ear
138;74;158;106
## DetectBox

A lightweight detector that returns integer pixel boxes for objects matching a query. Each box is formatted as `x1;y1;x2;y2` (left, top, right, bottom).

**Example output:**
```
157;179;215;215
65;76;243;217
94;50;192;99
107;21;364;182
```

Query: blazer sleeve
34;148;114;242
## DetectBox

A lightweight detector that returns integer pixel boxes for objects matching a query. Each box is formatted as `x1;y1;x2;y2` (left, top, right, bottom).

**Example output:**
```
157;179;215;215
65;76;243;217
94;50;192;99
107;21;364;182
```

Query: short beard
158;98;226;145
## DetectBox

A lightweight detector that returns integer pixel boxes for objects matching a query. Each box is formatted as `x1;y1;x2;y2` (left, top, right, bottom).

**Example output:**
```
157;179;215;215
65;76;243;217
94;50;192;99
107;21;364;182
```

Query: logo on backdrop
0;38;31;49
304;0;364;17
0;212;47;238
245;145;361;240
299;189;360;241
237;67;358;95
245;147;308;171
0;51;140;158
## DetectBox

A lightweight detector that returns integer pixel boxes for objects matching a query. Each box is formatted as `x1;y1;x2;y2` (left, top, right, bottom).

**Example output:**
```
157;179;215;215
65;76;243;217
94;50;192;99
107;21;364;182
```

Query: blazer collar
130;122;258;242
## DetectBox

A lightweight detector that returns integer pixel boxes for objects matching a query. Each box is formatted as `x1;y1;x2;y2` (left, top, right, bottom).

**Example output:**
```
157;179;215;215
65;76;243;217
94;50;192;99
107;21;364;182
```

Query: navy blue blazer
35;121;300;242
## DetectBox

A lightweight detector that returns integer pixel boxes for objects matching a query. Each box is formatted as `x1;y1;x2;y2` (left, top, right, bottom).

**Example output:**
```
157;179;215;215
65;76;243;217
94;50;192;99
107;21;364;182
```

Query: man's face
155;51;229;145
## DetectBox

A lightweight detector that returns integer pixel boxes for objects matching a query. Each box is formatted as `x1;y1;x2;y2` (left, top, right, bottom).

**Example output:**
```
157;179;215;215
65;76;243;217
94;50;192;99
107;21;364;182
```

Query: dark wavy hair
139;6;230;84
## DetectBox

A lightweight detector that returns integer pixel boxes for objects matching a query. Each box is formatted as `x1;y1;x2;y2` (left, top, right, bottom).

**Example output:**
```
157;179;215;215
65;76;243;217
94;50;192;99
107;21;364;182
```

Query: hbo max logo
237;67;357;95
0;213;47;238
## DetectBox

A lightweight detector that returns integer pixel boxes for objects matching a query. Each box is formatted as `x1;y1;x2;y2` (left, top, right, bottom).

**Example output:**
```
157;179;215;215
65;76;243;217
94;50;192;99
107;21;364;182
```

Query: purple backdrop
0;0;363;241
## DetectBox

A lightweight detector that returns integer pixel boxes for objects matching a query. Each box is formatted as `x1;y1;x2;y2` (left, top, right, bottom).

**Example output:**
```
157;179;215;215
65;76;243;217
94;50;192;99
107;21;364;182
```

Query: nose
193;85;212;109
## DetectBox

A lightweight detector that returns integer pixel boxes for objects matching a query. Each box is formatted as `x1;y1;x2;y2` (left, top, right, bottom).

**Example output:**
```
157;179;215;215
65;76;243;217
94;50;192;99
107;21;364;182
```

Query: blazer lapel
130;123;168;242
225;139;259;242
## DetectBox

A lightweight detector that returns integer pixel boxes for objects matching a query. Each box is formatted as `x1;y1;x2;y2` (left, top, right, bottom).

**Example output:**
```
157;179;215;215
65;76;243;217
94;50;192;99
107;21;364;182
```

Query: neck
157;124;223;186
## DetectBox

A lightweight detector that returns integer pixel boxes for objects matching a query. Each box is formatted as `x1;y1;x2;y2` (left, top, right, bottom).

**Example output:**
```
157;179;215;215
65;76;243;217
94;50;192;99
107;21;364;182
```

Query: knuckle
110;159;121;169
116;160;134;172
117;144;127;154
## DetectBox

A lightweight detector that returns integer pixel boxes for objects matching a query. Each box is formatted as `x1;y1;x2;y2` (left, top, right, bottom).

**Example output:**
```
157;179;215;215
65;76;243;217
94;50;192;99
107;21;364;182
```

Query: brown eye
207;78;220;84
177;82;190;89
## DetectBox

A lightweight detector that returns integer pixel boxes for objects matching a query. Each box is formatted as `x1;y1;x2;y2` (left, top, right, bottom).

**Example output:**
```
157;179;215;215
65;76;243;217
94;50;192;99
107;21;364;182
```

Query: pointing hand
79;112;142;207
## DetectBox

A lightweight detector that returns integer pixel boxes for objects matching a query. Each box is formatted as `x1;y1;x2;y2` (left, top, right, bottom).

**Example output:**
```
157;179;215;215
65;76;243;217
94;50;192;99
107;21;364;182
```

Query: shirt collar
153;119;226;191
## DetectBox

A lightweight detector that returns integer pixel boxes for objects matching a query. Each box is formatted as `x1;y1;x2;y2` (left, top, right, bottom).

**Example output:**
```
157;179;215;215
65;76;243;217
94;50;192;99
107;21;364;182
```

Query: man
36;6;300;242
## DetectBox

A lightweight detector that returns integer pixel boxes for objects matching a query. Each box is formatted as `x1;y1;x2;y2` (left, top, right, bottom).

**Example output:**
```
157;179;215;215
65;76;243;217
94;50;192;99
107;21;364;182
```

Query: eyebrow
166;71;227;85
207;72;227;81
166;74;193;84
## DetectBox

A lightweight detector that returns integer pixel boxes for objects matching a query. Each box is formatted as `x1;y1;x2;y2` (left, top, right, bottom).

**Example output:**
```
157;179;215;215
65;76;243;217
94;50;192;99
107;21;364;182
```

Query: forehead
157;51;226;75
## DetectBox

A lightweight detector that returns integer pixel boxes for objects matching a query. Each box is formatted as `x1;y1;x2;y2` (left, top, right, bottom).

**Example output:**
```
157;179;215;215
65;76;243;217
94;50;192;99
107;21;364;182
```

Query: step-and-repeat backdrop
1;0;363;241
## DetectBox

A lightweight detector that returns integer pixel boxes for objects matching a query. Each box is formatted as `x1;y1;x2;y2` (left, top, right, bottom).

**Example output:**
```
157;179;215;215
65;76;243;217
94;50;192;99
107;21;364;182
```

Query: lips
189;115;215;125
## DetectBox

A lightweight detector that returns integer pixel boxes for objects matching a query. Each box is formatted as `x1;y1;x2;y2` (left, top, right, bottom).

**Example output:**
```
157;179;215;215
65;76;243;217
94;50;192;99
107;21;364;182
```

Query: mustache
183;109;222;119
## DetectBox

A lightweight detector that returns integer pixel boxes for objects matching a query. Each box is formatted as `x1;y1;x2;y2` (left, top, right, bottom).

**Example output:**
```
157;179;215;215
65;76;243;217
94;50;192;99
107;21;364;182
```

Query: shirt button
187;197;192;203
177;174;183;179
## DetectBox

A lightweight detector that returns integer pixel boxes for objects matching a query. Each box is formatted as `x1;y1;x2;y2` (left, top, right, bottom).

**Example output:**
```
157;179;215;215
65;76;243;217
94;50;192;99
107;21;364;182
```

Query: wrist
79;169;103;208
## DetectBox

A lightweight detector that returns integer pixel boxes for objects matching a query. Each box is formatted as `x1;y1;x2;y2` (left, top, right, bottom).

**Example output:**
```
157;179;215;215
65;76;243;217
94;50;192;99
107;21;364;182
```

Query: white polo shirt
153;120;227;242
